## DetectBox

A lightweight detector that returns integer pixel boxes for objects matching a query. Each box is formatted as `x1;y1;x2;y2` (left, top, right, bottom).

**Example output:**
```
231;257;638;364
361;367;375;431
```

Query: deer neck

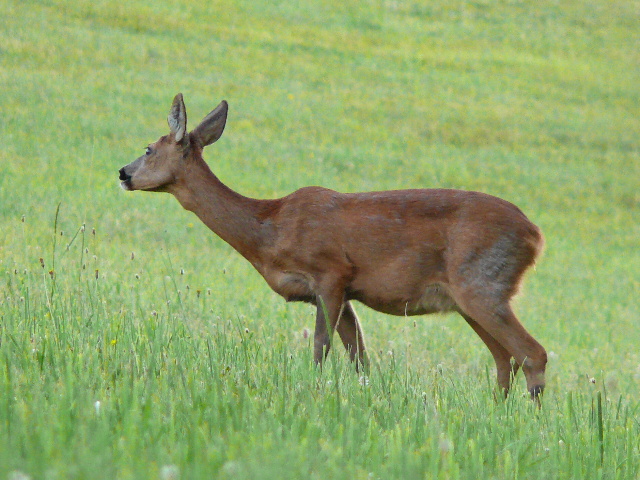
170;159;276;268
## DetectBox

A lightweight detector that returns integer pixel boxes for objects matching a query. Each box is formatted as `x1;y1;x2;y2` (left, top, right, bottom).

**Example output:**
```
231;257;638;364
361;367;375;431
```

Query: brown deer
119;94;547;399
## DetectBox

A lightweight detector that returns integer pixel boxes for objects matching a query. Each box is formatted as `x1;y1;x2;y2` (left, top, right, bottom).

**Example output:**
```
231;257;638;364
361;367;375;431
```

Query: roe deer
119;94;547;399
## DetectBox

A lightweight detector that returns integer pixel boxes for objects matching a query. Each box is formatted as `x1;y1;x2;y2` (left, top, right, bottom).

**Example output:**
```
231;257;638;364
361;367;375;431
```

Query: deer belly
349;282;457;316
413;284;457;314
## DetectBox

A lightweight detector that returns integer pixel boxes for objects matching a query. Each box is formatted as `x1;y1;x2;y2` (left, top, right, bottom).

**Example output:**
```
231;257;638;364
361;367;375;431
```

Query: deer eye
145;146;152;156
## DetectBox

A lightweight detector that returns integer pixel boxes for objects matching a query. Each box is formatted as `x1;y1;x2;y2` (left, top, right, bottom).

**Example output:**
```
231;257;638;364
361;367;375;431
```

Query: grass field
1;0;639;478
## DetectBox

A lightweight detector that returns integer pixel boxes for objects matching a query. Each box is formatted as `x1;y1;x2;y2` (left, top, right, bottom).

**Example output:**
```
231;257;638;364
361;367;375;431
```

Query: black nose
119;168;131;181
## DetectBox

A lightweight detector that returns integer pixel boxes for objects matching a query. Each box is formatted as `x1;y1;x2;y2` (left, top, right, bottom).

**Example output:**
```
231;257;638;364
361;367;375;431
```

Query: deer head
119;93;228;192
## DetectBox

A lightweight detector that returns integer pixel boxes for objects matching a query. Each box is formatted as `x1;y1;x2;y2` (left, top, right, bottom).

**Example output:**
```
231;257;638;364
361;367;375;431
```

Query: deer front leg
336;301;369;373
313;285;346;366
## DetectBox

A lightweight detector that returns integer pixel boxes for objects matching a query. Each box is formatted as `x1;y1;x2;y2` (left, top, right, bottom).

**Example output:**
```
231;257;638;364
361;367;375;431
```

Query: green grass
1;0;639;478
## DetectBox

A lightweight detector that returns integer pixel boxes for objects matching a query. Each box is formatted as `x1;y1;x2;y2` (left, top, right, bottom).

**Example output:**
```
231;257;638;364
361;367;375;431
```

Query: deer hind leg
452;233;546;399
336;301;369;373
460;312;520;396
458;298;547;400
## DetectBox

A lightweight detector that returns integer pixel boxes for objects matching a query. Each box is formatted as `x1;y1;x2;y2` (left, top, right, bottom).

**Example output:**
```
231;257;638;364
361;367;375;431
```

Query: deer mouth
119;168;133;190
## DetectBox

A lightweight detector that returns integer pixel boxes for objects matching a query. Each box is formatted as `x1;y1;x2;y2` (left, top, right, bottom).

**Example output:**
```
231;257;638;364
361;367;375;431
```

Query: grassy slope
1;0;638;478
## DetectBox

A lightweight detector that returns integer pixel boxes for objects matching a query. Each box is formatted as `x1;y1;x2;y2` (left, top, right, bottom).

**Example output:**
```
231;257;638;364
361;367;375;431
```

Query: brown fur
119;94;547;398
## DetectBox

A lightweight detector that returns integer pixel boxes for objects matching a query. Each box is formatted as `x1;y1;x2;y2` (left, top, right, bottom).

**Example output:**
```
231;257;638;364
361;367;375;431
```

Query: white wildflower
160;464;180;480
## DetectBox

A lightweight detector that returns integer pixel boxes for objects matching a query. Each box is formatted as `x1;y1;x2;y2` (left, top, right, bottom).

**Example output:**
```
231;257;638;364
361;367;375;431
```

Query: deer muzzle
119;167;131;181
119;167;133;190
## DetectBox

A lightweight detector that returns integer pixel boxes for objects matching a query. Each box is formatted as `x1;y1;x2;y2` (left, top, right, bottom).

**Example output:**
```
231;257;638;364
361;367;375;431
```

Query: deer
119;94;547;399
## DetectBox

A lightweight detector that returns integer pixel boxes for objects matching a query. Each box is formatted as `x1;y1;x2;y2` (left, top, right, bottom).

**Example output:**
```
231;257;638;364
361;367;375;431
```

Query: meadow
1;0;639;478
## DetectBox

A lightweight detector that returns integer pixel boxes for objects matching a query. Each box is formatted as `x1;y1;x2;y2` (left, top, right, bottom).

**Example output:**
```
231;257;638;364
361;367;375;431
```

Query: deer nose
119;168;131;181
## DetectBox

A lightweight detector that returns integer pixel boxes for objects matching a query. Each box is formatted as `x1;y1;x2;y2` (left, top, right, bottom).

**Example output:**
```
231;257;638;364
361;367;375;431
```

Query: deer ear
168;93;187;143
191;100;228;148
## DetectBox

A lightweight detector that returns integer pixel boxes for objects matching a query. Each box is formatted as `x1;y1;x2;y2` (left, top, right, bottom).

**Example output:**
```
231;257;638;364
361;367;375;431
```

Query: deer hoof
529;385;544;399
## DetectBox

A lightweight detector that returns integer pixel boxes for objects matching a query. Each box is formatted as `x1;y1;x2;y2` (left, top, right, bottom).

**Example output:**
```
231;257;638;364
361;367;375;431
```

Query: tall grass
1;0;639;478
1;217;638;478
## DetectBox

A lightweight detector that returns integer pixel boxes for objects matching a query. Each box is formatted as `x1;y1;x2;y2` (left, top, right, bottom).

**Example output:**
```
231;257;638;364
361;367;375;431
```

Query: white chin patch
120;181;132;191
